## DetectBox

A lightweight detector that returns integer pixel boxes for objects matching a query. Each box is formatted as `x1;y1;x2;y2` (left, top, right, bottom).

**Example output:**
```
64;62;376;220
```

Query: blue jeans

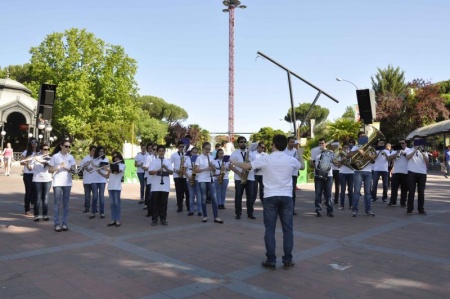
215;179;229;206
314;177;333;213
263;196;293;264
137;172;145;200
199;182;218;218
83;183;92;210
91;183;106;214
371;171;388;200
188;181;201;213
234;180;255;216
352;171;372;213
53;186;71;226
33;181;51;217
108;190;121;222
339;173;354;208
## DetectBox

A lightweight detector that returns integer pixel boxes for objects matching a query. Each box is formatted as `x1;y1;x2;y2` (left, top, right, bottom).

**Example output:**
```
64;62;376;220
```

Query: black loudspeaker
39;105;53;121
44;90;55;105
356;89;376;124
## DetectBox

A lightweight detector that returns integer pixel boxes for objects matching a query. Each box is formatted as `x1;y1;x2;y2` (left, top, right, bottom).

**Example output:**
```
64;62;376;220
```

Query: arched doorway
4;112;28;152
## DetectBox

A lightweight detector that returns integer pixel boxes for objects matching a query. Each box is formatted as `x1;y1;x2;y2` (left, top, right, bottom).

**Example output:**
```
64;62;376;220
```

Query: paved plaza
0;163;449;299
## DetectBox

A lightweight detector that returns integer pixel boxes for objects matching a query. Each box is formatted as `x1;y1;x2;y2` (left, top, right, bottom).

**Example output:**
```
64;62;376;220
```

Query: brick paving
0;162;449;298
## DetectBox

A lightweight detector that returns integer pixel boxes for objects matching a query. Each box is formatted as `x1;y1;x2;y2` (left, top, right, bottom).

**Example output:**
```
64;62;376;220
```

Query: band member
148;145;173;226
213;149;230;209
170;141;190;212
79;145;96;213
371;139;393;202
89;146;109;219
185;147;202;216
385;143;393;187
230;136;256;219
28;144;52;221
388;139;409;206
143;143;155;211
336;142;354;209
101;152;125;227
405;138;428;215
252;142;267;203
20;137;39;216
135;142;147;204
284;137;304;215
195;142;223;223
349;131;376;217
232;134;300;270
312;138;334;217
48;140;76;232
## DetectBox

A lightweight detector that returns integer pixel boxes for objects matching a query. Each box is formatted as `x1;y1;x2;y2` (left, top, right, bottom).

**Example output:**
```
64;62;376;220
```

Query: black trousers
390;173;408;205
291;176;298;207
407;171;426;212
173;177;190;210
23;173;35;213
254;175;264;202
151;191;168;222
332;170;340;203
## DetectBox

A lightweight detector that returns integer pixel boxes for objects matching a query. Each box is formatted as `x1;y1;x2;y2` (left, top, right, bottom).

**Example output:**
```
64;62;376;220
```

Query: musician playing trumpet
148;145;173;226
371;139;395;203
387;139;409;207
194;142;223;224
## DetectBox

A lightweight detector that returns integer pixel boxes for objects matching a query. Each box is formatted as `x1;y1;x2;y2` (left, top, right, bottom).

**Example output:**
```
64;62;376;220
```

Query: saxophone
240;148;251;185
218;159;226;184
189;159;196;186
179;152;185;178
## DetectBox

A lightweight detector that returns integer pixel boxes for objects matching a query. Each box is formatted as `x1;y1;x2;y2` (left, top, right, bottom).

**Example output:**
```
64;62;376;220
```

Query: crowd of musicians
15;128;439;234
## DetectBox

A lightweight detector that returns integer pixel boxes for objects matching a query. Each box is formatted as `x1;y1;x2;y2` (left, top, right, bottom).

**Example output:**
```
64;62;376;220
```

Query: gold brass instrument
333;149;353;169
241;147;251;185
206;153;214;183
179;152;186;178
350;126;385;170
189;156;197;186
218;159;226;184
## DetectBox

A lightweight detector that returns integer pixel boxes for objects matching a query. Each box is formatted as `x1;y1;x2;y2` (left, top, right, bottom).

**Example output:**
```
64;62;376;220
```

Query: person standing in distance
232;134;301;270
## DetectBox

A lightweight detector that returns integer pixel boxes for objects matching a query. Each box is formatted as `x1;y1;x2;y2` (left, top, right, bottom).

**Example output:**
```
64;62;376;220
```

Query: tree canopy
371;65;406;97
284;103;329;137
249;127;286;153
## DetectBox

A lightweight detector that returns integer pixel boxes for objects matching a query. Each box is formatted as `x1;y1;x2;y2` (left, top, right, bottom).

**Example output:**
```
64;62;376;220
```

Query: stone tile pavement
0;163;449;298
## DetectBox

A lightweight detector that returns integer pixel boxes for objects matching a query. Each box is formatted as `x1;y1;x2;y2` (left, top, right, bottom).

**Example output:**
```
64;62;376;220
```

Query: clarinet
206;153;214;183
160;157;164;185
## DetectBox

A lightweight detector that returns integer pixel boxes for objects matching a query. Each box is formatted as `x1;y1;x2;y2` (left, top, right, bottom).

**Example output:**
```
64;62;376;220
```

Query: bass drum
314;150;334;180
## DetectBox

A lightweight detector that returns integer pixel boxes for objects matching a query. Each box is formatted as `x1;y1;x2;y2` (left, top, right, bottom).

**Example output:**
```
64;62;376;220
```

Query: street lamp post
38;134;43;144
45;122;52;144
1;130;6;149
336;77;359;89
222;0;246;142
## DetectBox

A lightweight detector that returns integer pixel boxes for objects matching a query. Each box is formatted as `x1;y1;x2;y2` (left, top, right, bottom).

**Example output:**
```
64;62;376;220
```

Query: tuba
350;126;385;170
333;149;353;170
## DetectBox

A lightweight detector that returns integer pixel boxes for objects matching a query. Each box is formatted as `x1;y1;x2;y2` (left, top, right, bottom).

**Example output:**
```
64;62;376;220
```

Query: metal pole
228;6;235;142
287;72;297;139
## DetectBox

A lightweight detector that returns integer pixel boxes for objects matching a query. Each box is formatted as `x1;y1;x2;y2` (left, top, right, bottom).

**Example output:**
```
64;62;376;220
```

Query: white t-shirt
30;156;52;182
391;149;409;174
49;152;76;187
22;150;38;174
108;163;125;190
170;151;185;178
195;154;215;183
90;157;109;184
135;152;147;174
143;154;155;184
406;148;428;174
284;147;300;176
80;155;93;184
230;150;255;181
251;151;300;198
350;145;372;172
149;158;172;192
213;158;230;180
373;149;390;172
251;151;267;176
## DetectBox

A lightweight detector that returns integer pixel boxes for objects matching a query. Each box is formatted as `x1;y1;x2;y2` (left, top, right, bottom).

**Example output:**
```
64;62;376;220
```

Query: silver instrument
314;150;334;180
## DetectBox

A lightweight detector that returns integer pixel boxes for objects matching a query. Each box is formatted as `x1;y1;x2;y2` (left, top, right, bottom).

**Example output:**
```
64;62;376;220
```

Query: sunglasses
153;148;157;151
30;141;38;144
63;145;71;149
42;148;50;150
400;142;405;144
239;141;246;144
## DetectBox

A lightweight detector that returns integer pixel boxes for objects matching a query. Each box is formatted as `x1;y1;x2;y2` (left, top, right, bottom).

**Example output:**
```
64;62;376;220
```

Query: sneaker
202;217;208;223
54;225;62;232
327;213;334;218
316;211;321;217
214;218;224;224
187;212;194;216
83;209;89;213
100;214;105;219
62;224;69;231
176;208;183;213
151;221;157;226
89;214;95;219
43;216;49;221
400;203;406;207
283;261;295;270
161;220;168;226
261;261;276;270
364;211;375;217
418;211;427;215
382;198;387;203
388;203;396;207
352;211;357;217
138;199;144;204
197;212;202;217
338;206;344;210
34;216;40;222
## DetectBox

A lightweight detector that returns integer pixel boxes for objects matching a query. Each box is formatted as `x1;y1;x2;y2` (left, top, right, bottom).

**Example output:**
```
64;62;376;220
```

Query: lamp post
1;130;6;149
336;77;358;89
222;0;246;142
28;133;33;138
38;134;43;144
49;137;54;146
45;122;52;144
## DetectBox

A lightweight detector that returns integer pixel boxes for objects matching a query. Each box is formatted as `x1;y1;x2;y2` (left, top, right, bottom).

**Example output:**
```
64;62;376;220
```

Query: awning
406;119;450;140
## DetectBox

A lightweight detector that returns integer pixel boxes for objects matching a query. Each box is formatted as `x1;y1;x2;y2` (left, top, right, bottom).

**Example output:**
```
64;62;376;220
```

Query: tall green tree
249;127;286;153
342;105;356;119
28;28;138;152
326;118;361;142
138;95;188;124
371;65;406;97
284;103;329;137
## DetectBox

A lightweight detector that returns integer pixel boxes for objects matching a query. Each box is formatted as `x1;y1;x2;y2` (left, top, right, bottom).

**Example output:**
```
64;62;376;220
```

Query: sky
1;0;449;138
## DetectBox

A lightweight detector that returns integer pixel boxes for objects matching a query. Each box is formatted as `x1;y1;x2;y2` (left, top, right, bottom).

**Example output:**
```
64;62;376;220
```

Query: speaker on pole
37;84;57;122
356;89;376;124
